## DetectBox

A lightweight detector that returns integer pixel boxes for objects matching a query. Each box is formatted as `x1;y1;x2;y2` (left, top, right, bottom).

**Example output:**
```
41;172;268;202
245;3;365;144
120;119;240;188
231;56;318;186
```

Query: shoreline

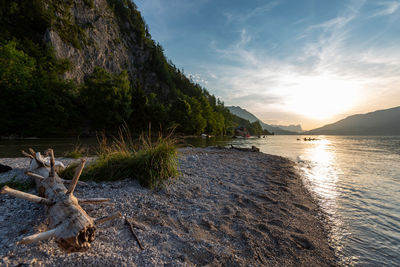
0;147;336;266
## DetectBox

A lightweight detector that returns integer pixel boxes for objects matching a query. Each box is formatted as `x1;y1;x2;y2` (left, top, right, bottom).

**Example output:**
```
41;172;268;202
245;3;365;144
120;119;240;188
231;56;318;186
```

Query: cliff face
44;0;159;92
45;0;130;82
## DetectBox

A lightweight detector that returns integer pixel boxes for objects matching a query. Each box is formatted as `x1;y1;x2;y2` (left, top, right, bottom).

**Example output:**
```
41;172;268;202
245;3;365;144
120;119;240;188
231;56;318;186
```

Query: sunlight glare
284;75;360;120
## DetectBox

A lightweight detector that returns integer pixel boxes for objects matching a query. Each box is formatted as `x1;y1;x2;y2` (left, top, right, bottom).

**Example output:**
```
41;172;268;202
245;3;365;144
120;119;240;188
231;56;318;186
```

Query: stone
0;164;12;173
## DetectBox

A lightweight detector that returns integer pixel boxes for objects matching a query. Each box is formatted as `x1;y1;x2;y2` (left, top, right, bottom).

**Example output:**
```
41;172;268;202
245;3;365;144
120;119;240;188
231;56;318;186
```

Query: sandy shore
0;147;336;266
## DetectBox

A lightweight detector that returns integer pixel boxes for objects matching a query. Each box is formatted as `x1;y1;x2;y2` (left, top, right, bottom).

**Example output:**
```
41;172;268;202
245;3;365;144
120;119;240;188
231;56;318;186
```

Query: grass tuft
61;126;179;188
64;140;88;159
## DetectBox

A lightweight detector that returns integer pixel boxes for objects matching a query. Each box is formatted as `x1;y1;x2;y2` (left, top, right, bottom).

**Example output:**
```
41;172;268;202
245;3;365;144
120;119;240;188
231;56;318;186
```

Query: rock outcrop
44;0;161;93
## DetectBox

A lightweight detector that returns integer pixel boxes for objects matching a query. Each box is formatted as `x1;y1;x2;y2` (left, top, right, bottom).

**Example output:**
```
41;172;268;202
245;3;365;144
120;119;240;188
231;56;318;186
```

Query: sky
135;0;400;130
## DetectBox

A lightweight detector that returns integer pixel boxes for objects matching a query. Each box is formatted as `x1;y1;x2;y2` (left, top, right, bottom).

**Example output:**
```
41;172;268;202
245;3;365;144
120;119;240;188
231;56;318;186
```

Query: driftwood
230;145;260;152
0;148;121;252
125;218;144;250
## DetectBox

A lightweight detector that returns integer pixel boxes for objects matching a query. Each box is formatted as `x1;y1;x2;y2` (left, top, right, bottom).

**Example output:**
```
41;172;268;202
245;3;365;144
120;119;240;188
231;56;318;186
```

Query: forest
0;0;269;137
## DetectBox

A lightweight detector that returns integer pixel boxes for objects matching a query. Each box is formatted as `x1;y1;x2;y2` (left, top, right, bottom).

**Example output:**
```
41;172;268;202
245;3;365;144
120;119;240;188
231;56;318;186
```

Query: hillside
0;0;239;137
272;124;303;133
305;106;400;135
227;106;298;135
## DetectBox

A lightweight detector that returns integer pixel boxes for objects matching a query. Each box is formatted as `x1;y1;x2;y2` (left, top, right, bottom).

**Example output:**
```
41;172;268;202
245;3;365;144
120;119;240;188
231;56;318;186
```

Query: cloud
371;1;400;17
137;0;400;128
202;0;400;128
307;16;354;32
223;1;281;24
187;73;209;85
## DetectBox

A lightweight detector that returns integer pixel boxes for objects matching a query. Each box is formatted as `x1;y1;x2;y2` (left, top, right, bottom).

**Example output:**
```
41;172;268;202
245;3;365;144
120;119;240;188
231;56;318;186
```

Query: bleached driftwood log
0;148;121;252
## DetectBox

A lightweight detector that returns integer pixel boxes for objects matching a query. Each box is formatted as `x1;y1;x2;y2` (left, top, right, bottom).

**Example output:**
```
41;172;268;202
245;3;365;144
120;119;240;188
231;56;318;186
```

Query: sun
284;75;360;120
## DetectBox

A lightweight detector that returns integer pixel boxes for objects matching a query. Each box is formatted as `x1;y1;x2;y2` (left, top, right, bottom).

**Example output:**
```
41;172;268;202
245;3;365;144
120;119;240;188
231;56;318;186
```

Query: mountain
0;0;239;137
227;106;298;135
271;124;303;133
305;106;400;135
227;106;259;123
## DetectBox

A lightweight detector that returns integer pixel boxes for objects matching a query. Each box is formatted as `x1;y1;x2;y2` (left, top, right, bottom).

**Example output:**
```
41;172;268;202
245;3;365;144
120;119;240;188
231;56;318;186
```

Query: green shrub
61;128;179;188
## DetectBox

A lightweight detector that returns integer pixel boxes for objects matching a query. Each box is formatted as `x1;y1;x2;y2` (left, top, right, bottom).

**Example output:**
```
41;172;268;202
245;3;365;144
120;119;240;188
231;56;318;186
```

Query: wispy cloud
223;1;281;24
307;16;354;31
203;0;400;127
371;1;400;17
188;73;209;85
137;0;400;128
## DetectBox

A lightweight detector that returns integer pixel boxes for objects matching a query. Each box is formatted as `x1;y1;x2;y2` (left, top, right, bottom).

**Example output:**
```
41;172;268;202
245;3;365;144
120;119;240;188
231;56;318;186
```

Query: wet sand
0;147;336;266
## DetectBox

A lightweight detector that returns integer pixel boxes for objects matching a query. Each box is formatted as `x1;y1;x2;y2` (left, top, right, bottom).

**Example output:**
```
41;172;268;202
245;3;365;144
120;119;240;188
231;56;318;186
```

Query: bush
61;127;179;188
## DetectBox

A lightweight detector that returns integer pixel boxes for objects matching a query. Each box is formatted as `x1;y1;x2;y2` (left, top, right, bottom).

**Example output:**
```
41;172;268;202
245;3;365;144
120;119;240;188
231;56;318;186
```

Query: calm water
1;135;400;265
210;135;400;266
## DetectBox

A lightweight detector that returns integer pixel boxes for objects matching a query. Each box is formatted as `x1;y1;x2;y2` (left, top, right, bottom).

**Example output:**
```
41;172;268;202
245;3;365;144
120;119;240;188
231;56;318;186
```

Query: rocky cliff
44;0;164;93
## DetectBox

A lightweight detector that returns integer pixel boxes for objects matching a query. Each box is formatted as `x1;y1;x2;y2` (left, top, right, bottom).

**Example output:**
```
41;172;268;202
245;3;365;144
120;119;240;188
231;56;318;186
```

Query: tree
247;121;264;136
169;98;192;133
81;68;132;130
0;40;36;135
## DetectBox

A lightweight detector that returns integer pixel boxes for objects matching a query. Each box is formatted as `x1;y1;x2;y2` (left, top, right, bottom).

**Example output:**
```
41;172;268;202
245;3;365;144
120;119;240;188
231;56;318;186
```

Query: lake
222;135;400;266
1;135;400;265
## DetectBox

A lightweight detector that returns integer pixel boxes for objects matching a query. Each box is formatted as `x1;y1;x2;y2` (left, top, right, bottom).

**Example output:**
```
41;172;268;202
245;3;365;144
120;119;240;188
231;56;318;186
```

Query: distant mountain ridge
272;124;303;133
227;106;299;135
305;106;400;135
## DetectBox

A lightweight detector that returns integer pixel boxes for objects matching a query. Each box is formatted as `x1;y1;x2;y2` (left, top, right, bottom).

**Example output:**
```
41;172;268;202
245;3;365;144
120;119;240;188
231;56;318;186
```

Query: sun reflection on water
298;138;358;265
299;139;338;203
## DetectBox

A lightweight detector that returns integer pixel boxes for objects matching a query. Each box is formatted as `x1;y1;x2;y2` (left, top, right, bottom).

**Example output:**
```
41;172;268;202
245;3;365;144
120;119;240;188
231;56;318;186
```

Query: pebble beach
0;147;336;266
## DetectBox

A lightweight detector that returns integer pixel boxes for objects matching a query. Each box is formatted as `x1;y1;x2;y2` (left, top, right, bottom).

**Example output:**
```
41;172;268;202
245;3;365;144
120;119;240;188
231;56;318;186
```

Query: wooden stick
22;150;34;159
35;152;45;167
0;186;53;205
29;148;36;157
125;218;144;250
25;171;44;181
25;172;88;186
18;228;58;245
47;149;55;178
125;218;146;231
95;212;122;225
79;198;111;205
67;159;86;195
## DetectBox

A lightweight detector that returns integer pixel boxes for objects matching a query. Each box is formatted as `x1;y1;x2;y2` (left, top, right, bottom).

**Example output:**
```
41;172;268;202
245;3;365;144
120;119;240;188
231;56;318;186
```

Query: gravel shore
0;147;336;266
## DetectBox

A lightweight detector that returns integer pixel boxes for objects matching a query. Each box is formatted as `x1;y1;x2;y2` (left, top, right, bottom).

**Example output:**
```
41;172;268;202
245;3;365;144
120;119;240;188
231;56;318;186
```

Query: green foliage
61;128;179;189
81;67;132;130
64;142;87;158
247;121;264;136
0;0;88;50
0;0;255;137
0;40;35;90
83;0;94;8
0;0;51;46
107;0;151;44
0;40;78;136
